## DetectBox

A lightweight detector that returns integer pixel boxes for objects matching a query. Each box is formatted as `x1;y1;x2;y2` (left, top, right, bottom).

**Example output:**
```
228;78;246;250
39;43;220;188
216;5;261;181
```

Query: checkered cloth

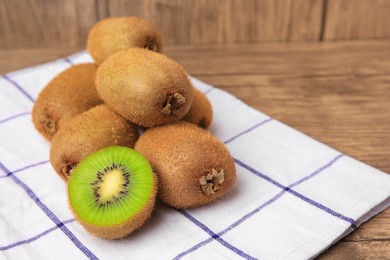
1;51;389;260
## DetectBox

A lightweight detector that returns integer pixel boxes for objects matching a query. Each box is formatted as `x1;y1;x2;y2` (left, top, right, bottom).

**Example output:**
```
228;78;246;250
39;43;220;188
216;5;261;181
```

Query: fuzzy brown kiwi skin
50;105;139;181
96;48;193;128
135;122;236;209
32;63;102;141
69;174;158;240
87;16;163;64
182;88;213;129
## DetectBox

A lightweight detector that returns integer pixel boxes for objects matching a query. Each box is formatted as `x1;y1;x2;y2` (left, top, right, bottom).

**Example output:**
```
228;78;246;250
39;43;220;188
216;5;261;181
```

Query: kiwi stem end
61;163;76;179
199;169;225;195
43;118;56;134
144;37;158;51
161;93;186;115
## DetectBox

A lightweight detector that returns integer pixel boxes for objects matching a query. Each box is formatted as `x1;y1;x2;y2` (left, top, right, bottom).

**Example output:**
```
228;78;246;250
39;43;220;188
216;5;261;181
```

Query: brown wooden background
1;0;390;49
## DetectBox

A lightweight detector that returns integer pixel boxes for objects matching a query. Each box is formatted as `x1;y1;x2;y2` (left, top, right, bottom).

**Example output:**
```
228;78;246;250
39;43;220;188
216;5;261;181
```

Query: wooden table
1;40;389;258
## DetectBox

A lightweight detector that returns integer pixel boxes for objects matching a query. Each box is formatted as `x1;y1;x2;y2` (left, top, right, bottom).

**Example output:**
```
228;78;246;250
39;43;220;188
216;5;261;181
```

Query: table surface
1;40;389;258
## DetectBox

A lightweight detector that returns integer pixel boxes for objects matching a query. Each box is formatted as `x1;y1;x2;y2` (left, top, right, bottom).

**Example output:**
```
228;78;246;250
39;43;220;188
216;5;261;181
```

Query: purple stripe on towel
174;236;215;260
0;162;98;259
203;87;214;95
0;160;50;179
175;191;285;259
234;157;357;228
176;210;257;260
289;154;344;188
175;154;347;258
0;112;30;125
234;158;286;189
64;58;74;66
224;118;273;144
287;188;357;228
0;219;75;251
2;75;34;102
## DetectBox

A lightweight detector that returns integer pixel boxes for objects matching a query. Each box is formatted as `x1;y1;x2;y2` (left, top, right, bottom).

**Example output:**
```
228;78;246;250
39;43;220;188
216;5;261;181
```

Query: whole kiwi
32;63;102;141
135;122;236;208
87;16;163;64
182;88;213;129
96;48;193;127
50;105;139;181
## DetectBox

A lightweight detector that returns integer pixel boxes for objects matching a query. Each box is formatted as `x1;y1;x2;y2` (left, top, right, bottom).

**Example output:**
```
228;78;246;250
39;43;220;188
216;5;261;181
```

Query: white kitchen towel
0;51;389;260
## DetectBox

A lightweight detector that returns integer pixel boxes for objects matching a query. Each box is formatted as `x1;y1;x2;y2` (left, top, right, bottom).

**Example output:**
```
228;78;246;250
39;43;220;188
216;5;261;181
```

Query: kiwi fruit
96;48;193;127
87;16;163;64
32;63;102;141
50;105;139;181
135;122;236;209
68;146;157;239
182;88;213;129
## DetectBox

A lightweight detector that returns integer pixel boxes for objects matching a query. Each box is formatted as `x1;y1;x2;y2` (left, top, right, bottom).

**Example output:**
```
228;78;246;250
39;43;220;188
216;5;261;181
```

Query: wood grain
320;241;390;259
0;41;389;258
289;0;325;41
324;0;390;40
107;0;145;17
0;48;82;73
105;0;324;44
0;0;98;48
0;0;325;48
2;0;390;48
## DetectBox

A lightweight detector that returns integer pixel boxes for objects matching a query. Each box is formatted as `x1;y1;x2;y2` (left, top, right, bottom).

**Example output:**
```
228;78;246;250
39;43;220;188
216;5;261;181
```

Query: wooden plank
144;0;220;45
95;0;109;19
324;0;390;40
0;0;324;47
319;241;390;259
288;0;324;41
163;40;390;76
107;0;145;18
106;0;324;45
0;41;389;258
0;0;98;48
76;0;99;47
0;48;82;74
251;0;324;42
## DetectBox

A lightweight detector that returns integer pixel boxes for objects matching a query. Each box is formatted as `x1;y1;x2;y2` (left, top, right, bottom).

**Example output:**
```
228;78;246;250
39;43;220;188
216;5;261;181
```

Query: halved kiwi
68;146;157;240
135;122;236;209
87;16;163;64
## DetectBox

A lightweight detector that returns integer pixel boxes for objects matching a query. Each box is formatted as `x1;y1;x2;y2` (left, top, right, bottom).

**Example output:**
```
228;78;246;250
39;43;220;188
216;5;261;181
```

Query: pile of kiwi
32;17;235;240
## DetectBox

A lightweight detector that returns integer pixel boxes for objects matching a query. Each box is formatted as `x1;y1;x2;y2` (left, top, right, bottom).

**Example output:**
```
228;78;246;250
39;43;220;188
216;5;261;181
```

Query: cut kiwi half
68;146;157;240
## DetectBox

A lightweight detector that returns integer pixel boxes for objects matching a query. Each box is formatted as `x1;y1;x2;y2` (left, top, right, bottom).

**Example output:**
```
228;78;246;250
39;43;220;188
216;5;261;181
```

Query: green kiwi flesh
68;146;157;240
135;122;236;209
